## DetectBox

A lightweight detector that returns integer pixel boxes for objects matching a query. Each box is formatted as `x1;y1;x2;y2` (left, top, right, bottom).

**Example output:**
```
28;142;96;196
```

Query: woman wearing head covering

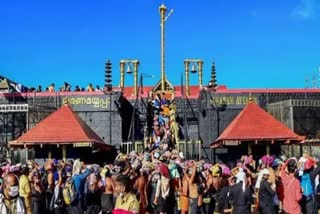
299;157;320;214
146;170;160;214
154;163;170;214
51;162;66;214
255;156;276;193
258;168;276;214
44;160;55;212
86;172;103;214
229;169;253;214
30;169;45;214
68;159;93;214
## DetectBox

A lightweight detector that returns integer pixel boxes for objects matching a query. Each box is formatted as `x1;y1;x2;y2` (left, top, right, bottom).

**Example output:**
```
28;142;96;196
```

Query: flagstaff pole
159;4;166;91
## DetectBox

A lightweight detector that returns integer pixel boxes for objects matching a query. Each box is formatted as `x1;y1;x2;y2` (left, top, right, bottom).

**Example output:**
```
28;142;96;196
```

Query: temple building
1;4;320;163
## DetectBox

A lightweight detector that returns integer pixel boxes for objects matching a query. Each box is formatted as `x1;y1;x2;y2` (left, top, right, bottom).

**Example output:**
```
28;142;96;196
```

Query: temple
1;4;320;163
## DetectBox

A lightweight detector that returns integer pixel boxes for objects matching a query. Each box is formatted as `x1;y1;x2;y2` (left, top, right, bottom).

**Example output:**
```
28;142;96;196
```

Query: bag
63;177;77;205
203;198;211;204
301;173;314;197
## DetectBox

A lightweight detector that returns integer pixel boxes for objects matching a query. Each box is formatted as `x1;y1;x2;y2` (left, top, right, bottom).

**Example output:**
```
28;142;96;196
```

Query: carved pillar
133;61;139;97
198;60;203;87
184;61;190;96
120;61;125;90
62;145;66;162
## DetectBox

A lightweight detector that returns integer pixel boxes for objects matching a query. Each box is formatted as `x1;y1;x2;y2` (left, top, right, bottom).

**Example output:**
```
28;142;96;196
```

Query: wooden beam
62;145;66;162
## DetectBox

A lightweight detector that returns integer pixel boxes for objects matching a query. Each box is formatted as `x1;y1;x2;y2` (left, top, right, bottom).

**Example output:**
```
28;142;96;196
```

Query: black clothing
301;166;320;214
217;186;232;214
32;196;45;214
259;179;276;214
69;198;84;214
202;188;215;214
86;188;101;214
230;182;253;214
31;183;45;214
101;194;113;213
308;165;320;192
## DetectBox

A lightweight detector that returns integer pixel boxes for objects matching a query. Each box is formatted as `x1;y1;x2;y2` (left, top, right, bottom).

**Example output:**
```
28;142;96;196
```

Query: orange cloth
180;195;189;212
161;106;171;117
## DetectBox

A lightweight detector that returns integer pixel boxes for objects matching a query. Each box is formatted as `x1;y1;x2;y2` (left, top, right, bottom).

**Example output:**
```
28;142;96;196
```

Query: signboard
0;104;28;112
206;93;259;108
63;96;110;108
74;142;91;147
215;148;228;154
62;94;117;112
224;140;240;146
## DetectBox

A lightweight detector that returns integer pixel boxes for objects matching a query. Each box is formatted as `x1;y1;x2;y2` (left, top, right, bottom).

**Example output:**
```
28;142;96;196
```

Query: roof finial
63;98;69;105
248;92;254;102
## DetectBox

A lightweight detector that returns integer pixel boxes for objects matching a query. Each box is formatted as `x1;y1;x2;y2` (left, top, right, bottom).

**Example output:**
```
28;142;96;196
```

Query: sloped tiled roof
10;105;110;149
212;101;304;147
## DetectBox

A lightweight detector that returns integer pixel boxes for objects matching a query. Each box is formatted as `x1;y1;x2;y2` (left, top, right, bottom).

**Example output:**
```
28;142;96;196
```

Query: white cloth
155;176;170;199
179;152;185;159
16;196;25;214
315;175;319;192
235;169;246;192
261;168;270;175
53;185;60;208
255;170;264;190
299;157;307;164
0;194;7;214
0;193;26;214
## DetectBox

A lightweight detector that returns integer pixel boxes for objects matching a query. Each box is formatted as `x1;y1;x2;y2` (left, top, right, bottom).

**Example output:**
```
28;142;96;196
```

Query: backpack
301;173;314;197
63;177;77;205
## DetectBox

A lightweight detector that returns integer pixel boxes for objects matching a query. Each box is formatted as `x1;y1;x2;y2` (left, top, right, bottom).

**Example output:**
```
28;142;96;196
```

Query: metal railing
120;141;144;154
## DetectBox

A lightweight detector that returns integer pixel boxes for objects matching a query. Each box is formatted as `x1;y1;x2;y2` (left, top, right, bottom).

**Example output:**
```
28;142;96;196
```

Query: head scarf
261;155;274;167
261;168;270;175
158;163;170;178
235;169;246;192
72;159;82;176
204;163;212;171
210;164;221;177
220;164;231;177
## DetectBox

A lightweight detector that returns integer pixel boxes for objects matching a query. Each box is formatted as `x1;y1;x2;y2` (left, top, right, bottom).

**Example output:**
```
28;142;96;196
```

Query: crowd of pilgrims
0;152;320;214
27;83;102;93
144;91;178;152
2;94;320;214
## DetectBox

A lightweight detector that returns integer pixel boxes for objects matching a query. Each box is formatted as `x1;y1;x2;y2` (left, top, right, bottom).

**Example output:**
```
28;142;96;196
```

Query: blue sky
1;0;320;89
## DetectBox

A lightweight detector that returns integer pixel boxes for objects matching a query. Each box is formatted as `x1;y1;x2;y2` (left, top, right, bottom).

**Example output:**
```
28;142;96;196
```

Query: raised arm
189;163;197;184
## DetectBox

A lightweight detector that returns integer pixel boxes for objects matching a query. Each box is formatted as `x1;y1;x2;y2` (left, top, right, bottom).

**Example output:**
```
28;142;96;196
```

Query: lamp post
159;4;174;91
141;73;155;95
184;59;204;95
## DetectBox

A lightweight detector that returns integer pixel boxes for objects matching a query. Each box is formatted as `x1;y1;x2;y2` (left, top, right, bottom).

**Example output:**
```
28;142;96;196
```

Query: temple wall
1;91;320;161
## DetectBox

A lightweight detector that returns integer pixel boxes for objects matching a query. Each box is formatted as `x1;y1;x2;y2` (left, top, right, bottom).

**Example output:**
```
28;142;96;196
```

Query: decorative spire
105;59;112;91
209;62;217;89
